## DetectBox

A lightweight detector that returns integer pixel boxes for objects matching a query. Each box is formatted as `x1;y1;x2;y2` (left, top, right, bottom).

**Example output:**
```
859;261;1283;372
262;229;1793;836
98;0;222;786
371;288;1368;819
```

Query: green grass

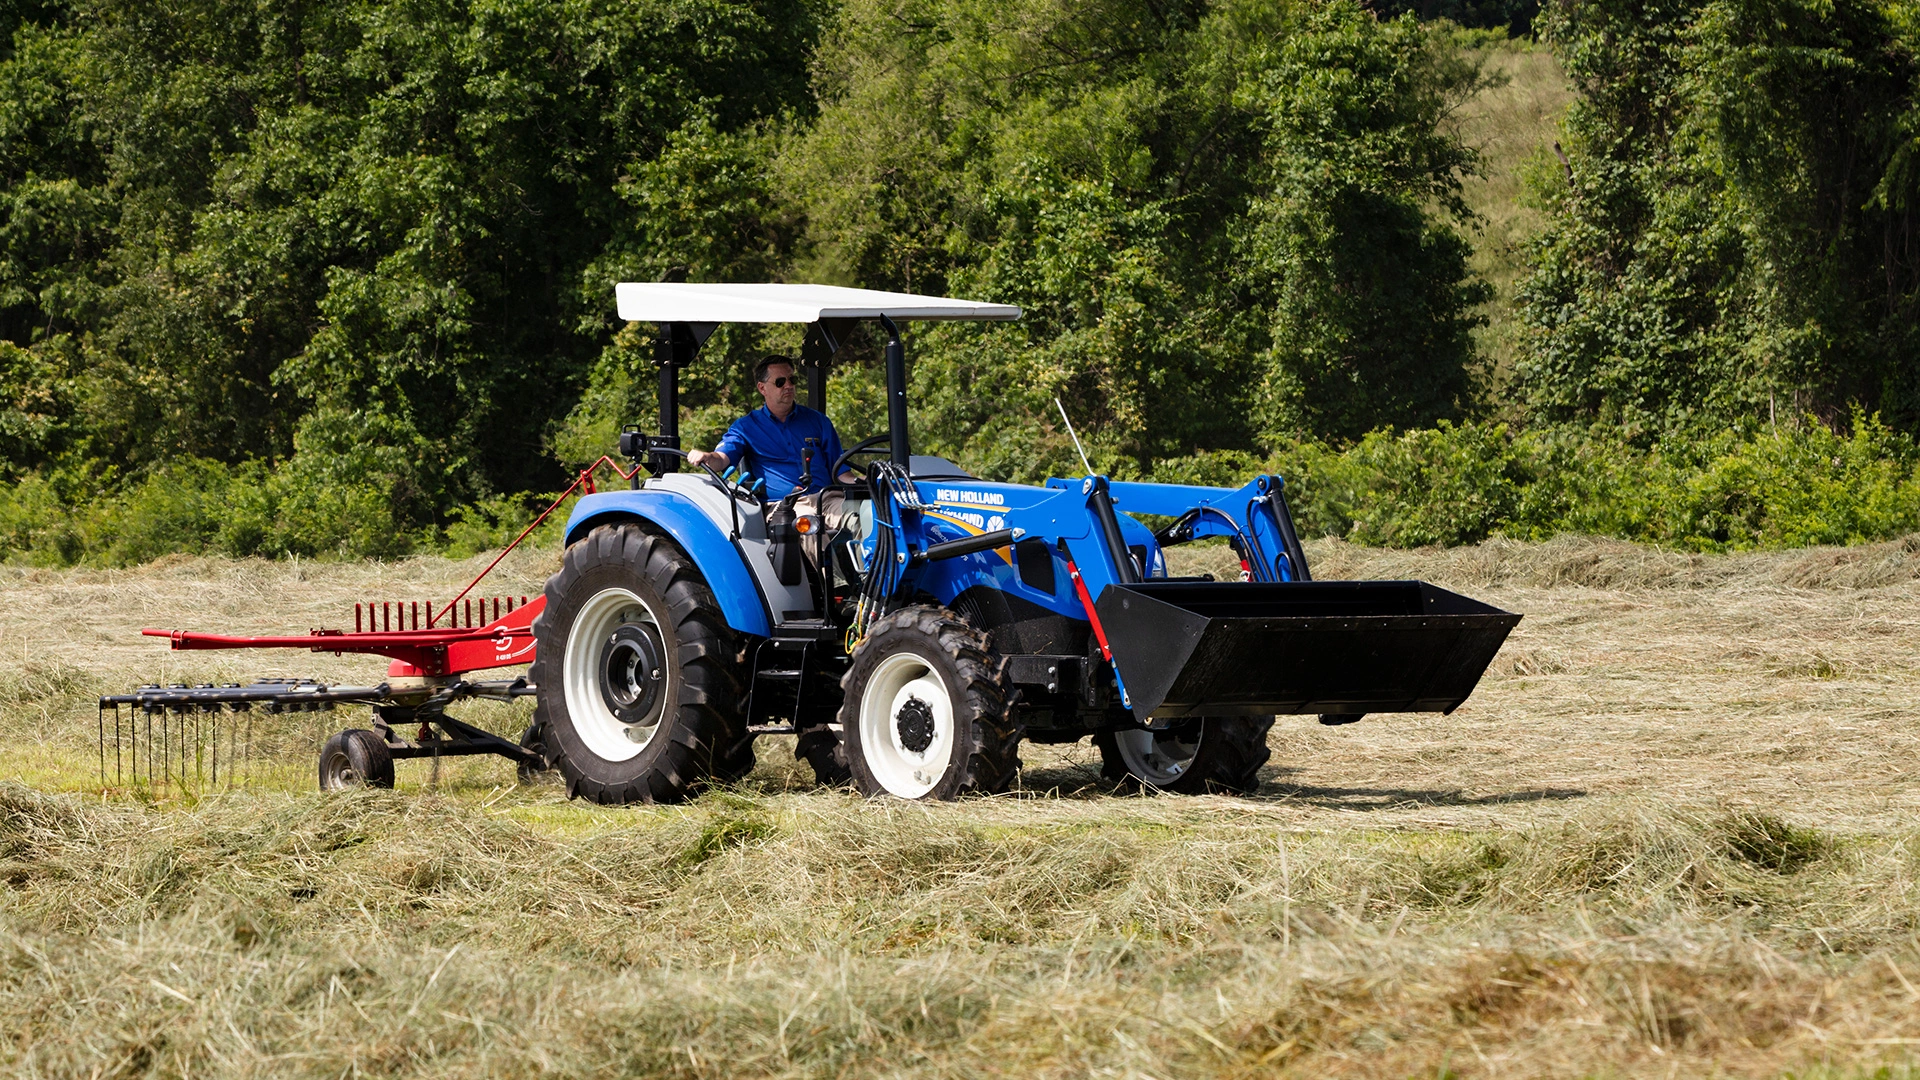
6;785;1920;1077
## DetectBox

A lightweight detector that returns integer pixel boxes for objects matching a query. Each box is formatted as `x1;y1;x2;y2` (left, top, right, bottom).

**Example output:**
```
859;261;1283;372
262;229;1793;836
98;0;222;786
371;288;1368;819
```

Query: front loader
104;283;1519;801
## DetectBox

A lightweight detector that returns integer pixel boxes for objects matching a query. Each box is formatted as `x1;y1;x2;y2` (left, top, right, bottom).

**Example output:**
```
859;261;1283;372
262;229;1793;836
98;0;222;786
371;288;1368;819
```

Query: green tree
1517;0;1920;437
1230;1;1492;443
0;0;823;518
779;0;1492;470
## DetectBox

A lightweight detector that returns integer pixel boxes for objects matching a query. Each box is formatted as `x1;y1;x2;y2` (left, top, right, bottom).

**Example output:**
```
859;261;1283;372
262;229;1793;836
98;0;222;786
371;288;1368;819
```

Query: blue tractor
527;283;1520;802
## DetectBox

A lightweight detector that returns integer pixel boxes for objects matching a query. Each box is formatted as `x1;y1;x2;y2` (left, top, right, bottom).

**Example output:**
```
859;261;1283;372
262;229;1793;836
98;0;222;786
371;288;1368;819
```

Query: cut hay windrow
3;784;1920;1077
7;537;1920;1075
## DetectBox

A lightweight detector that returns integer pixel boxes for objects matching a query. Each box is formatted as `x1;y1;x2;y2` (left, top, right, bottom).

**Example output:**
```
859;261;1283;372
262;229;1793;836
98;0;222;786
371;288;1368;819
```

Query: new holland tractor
101;283;1519;802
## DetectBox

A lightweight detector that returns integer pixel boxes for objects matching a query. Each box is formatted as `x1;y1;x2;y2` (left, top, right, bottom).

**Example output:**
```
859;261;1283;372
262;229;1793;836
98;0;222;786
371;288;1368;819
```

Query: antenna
1054;397;1096;476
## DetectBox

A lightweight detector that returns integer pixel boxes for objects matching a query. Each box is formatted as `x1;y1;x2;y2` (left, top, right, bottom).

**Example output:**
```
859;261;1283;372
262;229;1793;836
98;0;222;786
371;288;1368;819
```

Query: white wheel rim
563;587;671;763
1114;726;1201;786
322;748;355;789
858;651;956;798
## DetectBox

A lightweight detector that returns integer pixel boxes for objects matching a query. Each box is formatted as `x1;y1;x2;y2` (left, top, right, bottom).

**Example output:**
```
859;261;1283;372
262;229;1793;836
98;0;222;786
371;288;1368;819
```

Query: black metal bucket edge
1094;580;1521;721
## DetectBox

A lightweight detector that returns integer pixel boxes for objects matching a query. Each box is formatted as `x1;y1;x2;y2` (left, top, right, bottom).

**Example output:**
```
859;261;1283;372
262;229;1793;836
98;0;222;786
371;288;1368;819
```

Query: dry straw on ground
6;534;1920;1077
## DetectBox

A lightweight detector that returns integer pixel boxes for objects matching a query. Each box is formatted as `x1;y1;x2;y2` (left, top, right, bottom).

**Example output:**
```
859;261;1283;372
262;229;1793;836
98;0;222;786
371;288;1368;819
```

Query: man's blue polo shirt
713;404;845;499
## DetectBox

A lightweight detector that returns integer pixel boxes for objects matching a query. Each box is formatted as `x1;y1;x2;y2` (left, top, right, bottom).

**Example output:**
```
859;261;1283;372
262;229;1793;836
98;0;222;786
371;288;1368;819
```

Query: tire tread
531;523;750;804
840;605;1020;799
1095;716;1273;795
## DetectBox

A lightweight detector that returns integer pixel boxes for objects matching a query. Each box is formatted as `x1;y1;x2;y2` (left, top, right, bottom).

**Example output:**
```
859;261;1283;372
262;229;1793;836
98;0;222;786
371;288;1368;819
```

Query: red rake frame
95;457;650;791
136;454;644;678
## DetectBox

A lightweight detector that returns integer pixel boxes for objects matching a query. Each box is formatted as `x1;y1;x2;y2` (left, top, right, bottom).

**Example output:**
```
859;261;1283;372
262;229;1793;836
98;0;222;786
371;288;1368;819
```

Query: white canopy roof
615;282;1021;324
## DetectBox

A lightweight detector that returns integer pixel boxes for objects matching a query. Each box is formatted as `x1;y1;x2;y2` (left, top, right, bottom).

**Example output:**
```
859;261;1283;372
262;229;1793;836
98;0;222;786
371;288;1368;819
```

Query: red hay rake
96;456;646;792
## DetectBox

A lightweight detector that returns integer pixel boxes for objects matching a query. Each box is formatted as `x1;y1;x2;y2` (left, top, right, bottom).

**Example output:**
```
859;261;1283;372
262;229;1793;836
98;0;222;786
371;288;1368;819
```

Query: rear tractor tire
840;606;1019;800
530;524;753;805
319;729;395;791
1094;716;1273;795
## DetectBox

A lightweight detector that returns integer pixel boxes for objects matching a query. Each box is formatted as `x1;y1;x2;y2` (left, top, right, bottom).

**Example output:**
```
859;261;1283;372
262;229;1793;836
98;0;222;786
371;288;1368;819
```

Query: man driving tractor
689;355;857;495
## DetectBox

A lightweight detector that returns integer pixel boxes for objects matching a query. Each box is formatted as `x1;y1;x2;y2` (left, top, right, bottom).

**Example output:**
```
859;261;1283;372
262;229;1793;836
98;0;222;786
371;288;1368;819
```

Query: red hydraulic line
442;455;641;617
1059;548;1116;664
1057;541;1134;712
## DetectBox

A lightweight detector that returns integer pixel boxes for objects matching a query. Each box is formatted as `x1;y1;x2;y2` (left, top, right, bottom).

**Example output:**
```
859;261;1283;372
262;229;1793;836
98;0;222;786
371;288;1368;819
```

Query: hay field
6;536;1920;1077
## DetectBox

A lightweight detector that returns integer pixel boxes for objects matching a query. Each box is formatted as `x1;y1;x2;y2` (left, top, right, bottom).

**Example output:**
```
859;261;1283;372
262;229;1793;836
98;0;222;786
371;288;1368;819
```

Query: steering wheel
829;433;893;483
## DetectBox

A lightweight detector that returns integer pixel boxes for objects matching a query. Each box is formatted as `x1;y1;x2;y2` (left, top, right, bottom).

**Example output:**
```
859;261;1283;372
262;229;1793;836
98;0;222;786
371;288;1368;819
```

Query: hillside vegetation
4;0;1920;562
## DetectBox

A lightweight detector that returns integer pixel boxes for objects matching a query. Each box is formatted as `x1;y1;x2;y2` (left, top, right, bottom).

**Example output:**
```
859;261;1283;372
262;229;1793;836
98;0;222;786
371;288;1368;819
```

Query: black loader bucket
1094;581;1520;721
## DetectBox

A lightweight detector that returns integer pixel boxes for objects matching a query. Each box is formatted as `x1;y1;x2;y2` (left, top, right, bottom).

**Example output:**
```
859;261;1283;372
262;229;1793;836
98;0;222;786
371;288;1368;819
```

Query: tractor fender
563;491;773;637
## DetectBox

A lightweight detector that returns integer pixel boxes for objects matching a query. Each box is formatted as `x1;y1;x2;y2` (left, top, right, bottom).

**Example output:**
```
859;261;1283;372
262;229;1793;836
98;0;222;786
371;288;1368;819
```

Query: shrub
1156;414;1920;551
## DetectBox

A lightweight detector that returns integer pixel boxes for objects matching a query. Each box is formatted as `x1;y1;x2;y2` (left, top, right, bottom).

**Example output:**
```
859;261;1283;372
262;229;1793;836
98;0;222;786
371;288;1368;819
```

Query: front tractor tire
840;606;1019;800
1094;717;1273;795
531;524;752;805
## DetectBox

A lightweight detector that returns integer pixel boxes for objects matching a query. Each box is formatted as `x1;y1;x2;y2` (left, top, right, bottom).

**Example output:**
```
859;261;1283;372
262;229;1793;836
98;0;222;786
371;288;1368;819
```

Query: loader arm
1028;473;1519;723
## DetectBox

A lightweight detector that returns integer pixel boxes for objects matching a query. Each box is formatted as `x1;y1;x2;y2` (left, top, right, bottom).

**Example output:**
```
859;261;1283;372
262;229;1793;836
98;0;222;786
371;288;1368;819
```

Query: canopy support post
881;314;909;468
800;317;853;418
651;321;716;474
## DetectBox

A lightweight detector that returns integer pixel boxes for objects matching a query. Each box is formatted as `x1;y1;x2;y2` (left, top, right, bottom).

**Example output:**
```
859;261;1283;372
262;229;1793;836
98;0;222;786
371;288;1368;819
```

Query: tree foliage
1516;0;1920;438
1232;2;1491;440
0;0;824;539
19;0;1920;560
763;0;1488;479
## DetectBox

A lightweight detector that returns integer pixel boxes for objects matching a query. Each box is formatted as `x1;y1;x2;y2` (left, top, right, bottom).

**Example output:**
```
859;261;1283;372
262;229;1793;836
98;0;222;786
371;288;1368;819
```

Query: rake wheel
318;729;395;790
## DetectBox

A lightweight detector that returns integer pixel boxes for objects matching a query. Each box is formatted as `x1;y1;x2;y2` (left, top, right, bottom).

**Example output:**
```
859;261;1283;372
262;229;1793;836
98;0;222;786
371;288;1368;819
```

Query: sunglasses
765;375;794;388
